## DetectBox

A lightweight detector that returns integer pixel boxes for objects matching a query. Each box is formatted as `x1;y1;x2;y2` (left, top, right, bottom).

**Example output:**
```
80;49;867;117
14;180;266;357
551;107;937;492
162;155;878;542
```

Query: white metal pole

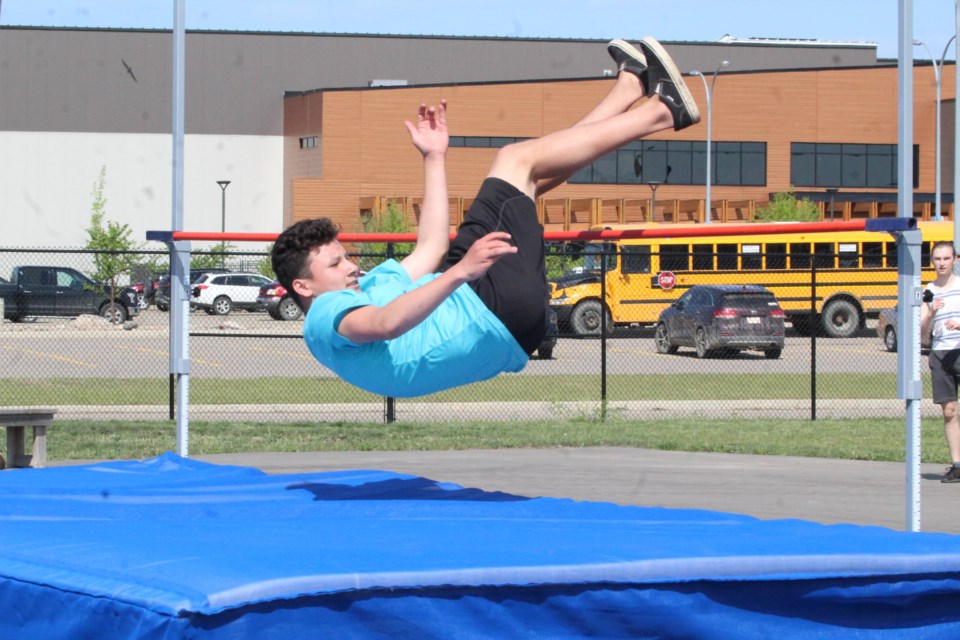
955;1;960;247
170;0;191;457
690;62;728;224
899;0;922;533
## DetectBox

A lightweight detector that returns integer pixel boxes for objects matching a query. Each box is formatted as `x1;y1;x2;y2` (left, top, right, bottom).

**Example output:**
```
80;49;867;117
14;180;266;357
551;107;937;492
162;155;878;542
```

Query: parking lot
0;308;906;379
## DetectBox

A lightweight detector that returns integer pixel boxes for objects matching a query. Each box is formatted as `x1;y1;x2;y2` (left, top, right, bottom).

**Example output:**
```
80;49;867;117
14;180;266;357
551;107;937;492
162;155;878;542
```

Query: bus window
885;242;898;269
922;241;931;267
789;243;811;269
838;242;858;268
717;244;738;270
660;245;690;272
622;245;651;274
742;244;762;270
766;243;787;269
692;245;713;271
862;242;883;268
814;242;835;269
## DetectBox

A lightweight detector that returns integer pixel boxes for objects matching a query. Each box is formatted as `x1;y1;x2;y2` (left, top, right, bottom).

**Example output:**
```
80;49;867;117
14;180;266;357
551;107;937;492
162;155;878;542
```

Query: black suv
654;285;785;359
154;268;231;311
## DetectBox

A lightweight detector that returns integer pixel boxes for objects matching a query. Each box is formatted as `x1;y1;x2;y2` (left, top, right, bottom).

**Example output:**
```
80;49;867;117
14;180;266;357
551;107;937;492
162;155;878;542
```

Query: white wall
0;131;283;250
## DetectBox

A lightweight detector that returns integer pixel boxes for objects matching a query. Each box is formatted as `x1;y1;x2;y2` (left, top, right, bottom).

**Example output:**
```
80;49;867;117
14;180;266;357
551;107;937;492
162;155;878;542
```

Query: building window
299;136;318;149
449;136;529;148
568;140;766;186
790;142;918;188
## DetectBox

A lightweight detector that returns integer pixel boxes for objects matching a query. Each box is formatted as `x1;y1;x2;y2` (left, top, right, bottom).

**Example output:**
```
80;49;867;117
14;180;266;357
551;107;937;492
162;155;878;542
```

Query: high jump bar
147;217;915;245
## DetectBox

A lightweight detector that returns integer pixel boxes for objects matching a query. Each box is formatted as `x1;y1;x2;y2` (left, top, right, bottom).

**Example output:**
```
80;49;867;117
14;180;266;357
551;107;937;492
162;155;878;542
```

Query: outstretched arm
338;231;516;343
400;100;450;281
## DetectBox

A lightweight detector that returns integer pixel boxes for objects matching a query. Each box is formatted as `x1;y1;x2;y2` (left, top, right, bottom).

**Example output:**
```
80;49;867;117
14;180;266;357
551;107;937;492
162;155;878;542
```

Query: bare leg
488;92;674;200
943;401;960;462
534;72;647;196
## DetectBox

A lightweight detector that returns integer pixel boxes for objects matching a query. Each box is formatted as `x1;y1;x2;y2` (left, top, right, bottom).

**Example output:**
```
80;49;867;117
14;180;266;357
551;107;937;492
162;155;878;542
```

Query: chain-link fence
0;243;932;423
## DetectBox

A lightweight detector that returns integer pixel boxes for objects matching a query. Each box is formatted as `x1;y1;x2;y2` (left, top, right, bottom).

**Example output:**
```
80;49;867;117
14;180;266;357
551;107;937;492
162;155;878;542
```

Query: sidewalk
193;447;960;535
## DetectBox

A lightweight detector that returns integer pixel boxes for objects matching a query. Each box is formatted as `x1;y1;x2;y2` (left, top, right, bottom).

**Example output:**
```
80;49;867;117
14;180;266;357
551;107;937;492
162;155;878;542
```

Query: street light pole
216;180;231;232
690;60;730;224
914;38;955;221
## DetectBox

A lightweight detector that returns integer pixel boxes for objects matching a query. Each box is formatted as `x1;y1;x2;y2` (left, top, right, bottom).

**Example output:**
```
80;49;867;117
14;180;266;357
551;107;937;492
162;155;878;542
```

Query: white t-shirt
928;276;960;351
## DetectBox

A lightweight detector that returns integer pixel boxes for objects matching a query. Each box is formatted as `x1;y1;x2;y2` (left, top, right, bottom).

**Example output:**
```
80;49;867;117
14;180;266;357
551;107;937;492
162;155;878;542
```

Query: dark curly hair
271;218;340;310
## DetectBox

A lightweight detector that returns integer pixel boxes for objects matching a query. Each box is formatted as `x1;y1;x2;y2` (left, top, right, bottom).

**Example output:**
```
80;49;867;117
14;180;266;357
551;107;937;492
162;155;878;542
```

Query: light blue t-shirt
303;259;528;397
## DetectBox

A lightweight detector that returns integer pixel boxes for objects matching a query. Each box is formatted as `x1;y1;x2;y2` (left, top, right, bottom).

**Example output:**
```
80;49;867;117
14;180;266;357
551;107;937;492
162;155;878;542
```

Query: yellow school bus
549;220;948;337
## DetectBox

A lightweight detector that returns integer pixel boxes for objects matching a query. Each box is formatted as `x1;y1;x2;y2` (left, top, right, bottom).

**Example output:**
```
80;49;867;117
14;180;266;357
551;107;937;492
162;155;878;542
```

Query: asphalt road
1;308;902;379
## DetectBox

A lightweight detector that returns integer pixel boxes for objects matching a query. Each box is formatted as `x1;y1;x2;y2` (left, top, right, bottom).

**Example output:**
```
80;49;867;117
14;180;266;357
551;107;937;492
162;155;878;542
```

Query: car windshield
582;243;616;272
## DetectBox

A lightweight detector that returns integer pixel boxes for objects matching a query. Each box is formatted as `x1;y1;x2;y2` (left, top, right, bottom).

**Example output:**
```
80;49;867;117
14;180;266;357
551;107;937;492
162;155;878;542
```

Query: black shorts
930;349;960;404
441;177;549;354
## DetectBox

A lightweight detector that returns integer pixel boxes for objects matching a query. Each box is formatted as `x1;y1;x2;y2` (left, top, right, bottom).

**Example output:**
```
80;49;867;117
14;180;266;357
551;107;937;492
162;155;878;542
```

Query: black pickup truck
0;266;141;323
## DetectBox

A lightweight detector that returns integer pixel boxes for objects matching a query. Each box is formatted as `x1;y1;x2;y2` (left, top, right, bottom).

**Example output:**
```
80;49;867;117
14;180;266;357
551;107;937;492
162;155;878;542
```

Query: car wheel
764;348;782;359
884;326;898;352
157;302;169;312
536;346;553;360
571;300;611;335
821;299;860;338
654;323;678;354
277;296;303;321
695;327;714;359
268;310;282;320
212;296;232;315
99;303;128;324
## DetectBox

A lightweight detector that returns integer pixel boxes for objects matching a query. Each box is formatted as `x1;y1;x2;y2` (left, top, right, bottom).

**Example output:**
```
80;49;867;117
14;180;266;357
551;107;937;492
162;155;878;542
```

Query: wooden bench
0;408;57;469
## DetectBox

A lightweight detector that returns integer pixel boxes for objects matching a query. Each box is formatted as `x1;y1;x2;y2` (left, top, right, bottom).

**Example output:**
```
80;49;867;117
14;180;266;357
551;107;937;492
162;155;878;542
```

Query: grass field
0;373;931;405
45;416;949;465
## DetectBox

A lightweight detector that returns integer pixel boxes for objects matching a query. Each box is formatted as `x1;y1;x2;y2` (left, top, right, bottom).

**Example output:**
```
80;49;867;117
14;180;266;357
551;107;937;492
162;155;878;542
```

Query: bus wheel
821;299;860;338
571;300;611;335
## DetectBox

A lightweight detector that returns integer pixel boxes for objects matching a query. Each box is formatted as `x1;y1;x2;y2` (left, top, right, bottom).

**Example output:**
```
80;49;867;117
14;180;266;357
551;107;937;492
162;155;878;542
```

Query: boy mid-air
271;36;699;397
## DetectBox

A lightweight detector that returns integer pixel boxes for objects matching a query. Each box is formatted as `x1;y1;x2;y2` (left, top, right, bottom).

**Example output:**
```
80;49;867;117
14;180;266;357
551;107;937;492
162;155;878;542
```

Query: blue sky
0;0;957;61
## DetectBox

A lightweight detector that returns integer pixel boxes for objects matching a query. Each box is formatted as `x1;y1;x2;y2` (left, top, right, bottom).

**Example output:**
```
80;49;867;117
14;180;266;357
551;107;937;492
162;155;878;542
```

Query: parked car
877;305;931;353
654;284;785;359
0;265;140;323
192;272;276;315
155;268;232;311
257;281;303;321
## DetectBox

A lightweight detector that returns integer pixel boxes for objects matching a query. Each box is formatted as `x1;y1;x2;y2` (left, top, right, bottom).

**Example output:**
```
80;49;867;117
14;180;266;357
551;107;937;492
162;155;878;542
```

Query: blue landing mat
2;452;960;638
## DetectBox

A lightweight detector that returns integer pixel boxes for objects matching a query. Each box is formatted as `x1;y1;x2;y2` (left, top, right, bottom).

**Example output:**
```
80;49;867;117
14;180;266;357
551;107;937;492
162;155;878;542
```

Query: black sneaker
942;465;960;483
607;39;649;94
639;36;701;131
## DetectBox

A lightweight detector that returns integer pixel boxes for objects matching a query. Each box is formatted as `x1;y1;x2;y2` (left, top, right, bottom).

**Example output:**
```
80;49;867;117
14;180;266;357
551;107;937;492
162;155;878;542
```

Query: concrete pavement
187;447;960;535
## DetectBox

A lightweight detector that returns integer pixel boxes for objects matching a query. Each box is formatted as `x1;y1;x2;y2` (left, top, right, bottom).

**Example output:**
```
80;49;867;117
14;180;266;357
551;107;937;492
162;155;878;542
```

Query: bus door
612;243;653;323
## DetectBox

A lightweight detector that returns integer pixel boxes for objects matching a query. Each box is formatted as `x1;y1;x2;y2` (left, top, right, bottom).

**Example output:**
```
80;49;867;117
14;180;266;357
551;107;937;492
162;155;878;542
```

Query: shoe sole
640;36;701;124
607;39;647;69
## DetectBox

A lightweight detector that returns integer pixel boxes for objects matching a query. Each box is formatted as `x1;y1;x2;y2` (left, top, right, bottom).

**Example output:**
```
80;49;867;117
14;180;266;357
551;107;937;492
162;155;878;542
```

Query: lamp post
216;180;231;232
825;187;839;221
648;181;661;222
690;60;730;224
913;38;955;221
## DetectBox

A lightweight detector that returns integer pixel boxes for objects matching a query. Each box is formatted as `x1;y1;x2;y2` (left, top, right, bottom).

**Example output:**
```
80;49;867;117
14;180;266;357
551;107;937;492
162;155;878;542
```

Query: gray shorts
929;349;960;404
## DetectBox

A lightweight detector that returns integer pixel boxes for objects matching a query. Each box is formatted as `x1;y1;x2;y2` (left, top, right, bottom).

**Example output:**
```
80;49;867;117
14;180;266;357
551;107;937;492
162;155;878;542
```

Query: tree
356;202;415;273
753;189;821;222
191;241;236;270
85;167;142;322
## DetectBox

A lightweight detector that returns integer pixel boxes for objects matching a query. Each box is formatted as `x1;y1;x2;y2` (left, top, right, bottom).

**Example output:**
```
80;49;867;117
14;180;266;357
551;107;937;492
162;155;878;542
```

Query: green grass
47;417;950;465
0;373;927;405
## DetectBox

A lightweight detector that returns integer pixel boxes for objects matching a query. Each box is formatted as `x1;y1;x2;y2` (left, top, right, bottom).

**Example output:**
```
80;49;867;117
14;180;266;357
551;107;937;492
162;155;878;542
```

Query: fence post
810;256;817;421
384;242;397;424
600;245;608;420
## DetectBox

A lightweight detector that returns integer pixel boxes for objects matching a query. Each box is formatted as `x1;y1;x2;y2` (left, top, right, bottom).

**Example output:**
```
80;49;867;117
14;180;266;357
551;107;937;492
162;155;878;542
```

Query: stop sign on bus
658;271;676;290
